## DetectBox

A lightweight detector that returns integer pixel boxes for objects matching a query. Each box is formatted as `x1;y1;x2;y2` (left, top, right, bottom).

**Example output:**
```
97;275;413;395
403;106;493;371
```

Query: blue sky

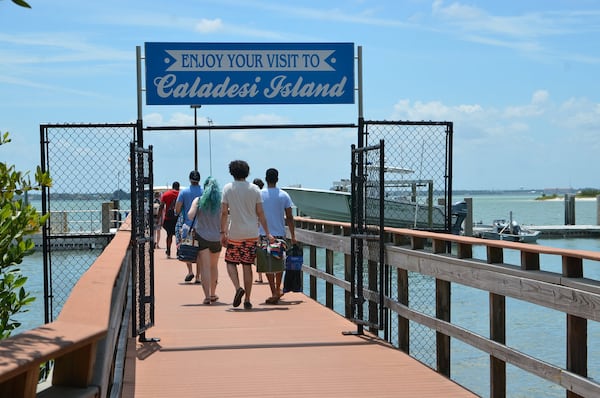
1;0;599;191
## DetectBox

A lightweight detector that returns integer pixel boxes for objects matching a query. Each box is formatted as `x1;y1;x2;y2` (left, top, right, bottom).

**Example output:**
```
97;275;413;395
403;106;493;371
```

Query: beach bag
176;239;199;262
256;238;286;273
176;214;199;262
283;244;303;293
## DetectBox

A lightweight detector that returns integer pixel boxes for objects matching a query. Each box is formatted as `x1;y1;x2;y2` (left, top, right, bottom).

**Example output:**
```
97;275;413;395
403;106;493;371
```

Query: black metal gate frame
144;122;357;133
347;140;386;337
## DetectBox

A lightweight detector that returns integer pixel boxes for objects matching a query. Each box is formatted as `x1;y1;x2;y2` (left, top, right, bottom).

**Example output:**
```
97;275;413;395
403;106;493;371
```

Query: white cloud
532;90;549;104
194;18;223;33
557;98;600;131
238;113;289;125
392;99;476;121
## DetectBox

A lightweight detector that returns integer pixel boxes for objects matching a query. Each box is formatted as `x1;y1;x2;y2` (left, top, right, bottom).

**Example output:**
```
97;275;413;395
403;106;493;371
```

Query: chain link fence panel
40;123;137;321
364;121;452;231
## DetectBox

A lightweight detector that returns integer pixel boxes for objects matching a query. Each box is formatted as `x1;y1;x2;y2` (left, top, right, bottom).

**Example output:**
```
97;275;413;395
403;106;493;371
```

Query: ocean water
14;193;600;397
465;192;598;226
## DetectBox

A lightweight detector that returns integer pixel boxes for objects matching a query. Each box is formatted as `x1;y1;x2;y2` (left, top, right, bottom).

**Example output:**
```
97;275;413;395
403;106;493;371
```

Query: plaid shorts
224;238;258;266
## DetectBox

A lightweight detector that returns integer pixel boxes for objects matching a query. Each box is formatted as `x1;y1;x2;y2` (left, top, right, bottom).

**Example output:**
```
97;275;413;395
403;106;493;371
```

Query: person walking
153;191;162;249
159;181;180;258
188;176;222;304
252;178;266;284
258;168;296;304
220;160;274;310
176;170;203;283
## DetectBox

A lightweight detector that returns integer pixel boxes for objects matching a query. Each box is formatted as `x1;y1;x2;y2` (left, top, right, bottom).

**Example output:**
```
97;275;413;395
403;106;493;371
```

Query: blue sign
144;42;354;105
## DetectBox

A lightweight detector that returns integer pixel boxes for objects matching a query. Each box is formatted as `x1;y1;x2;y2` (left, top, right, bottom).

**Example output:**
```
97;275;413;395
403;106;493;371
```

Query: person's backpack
165;200;176;219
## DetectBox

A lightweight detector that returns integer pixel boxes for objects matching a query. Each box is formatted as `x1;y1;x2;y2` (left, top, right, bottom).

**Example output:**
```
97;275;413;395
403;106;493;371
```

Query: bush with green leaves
0;132;51;339
10;0;31;8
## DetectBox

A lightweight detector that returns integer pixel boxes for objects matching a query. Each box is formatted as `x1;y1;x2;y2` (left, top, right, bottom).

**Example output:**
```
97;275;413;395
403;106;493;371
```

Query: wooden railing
292;216;600;398
0;223;132;398
3;215;600;397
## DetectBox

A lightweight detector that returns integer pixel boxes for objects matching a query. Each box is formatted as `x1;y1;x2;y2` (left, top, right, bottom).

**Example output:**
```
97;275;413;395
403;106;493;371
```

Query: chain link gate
129;141;158;341
346;139;387;337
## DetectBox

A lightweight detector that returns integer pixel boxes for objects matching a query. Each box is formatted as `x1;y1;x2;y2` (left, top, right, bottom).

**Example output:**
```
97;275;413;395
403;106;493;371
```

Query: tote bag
283;244;303;293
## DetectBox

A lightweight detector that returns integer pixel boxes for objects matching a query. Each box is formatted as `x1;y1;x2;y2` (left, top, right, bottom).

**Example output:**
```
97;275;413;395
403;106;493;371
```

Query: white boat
475;213;540;243
283;182;447;229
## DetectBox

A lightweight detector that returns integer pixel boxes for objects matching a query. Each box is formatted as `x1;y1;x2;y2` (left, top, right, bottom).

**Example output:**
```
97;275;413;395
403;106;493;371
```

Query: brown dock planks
122;238;477;398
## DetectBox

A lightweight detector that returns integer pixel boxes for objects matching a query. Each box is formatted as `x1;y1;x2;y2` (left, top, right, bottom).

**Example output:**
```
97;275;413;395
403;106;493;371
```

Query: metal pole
207;118;213;176
191;105;201;171
194;107;198;170
357;45;363;120
136;46;144;145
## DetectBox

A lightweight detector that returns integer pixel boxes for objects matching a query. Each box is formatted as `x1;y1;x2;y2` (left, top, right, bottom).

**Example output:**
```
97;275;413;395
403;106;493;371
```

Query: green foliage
11;0;31;8
535;193;558;201
577;188;600;198
0;132;51;339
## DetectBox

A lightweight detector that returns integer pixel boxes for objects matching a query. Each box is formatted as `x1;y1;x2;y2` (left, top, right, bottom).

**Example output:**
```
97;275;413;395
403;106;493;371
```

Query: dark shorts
225;238;258;266
162;217;177;235
195;235;222;253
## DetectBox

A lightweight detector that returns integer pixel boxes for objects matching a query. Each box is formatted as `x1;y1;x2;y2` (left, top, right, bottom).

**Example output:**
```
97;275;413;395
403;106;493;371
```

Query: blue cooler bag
283;244;303;293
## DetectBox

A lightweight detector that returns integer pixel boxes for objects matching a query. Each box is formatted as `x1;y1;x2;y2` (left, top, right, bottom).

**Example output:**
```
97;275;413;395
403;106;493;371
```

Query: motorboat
474;213;540;243
283;179;447;229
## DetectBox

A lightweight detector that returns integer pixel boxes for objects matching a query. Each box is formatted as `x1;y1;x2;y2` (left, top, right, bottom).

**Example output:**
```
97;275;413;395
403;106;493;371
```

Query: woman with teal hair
188;176;222;304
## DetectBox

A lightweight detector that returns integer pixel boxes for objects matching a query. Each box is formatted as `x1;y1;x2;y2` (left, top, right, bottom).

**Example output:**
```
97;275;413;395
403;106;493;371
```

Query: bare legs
226;263;253;304
195;261;201;283
265;271;283;303
165;234;174;257
185;262;194;281
199;249;220;302
154;225;161;249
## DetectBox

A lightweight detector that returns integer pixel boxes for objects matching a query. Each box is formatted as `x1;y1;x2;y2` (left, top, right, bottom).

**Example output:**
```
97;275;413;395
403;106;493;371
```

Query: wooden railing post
397;257;409;353
368;258;378;334
490;293;506;398
325;248;334;309
53;342;97;387
521;251;540;270
344;252;352;318
488;245;506;397
436;278;451;377
564;255;586;398
309;245;317;300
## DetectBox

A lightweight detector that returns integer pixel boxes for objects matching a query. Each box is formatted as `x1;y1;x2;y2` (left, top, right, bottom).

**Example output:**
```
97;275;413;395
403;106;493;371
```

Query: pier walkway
121;242;476;397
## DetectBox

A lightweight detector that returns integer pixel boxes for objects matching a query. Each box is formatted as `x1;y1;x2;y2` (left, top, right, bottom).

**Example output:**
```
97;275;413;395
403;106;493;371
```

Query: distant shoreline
537;197;596;202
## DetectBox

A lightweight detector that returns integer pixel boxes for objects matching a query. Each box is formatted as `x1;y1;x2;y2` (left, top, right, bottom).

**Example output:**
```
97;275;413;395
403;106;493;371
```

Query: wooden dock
121;245;476;398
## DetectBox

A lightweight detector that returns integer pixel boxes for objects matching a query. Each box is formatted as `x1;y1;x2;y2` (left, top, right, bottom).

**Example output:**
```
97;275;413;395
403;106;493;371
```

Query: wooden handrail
0;220;132;398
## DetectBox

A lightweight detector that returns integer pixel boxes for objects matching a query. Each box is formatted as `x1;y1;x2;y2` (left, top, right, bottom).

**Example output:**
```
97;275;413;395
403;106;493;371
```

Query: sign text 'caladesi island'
144;42;355;105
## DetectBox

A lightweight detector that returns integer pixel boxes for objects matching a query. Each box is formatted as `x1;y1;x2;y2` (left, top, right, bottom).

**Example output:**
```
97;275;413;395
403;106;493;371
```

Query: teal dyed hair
199;176;221;214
